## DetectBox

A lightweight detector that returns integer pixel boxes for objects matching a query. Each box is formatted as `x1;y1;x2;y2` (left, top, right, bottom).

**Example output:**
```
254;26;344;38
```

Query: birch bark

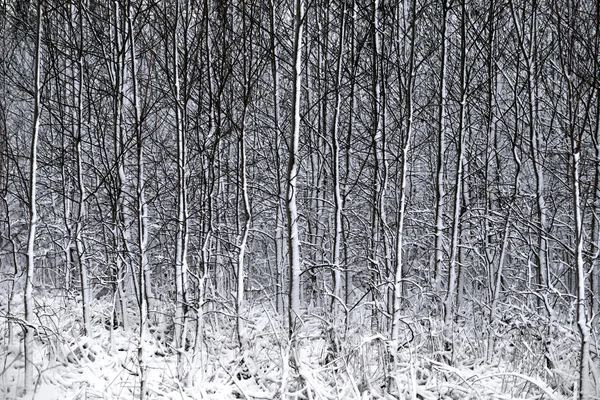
24;0;42;393
287;0;304;338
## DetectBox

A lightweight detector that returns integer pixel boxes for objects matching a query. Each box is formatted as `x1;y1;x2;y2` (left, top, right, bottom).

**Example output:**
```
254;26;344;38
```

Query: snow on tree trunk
573;150;592;400
330;0;346;319
24;0;42;393
443;0;467;341
75;0;91;337
172;0;189;378
287;0;304;339
127;7;149;397
391;0;416;359
269;0;285;316
433;0;448;293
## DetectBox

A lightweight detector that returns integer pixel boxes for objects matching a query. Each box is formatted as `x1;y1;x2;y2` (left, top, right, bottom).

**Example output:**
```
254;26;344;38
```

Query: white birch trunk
127;8;149;398
269;0;285;316
573;149;592;400
24;1;42;393
187;1;215;382
75;0;91;337
330;0;346;318
509;0;547;293
443;0;467;330
369;0;385;332
235;0;254;351
287;0;304;338
236;113;251;348
172;0;189;373
112;1;132;331
433;1;449;292
391;0;415;350
590;7;600;319
560;30;592;396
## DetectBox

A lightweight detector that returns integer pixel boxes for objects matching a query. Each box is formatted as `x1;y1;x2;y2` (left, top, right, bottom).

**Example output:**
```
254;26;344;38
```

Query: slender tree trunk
571;121;591;400
443;0;468;330
343;0;357;329
369;0;385;332
112;1;130;331
127;6;149;397
509;0;547;296
391;0;415;354
556;4;592;394
287;0;304;339
172;0;189;375
269;0;285;316
24;0;42;394
236;109;251;349
187;0;215;383
564;81;591;397
589;0;600;322
487;112;522;362
434;0;449;292
75;0;91;337
236;6;253;345
329;0;346;318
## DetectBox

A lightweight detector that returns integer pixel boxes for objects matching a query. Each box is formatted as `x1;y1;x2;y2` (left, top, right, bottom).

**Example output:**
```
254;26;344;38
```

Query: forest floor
0;292;583;399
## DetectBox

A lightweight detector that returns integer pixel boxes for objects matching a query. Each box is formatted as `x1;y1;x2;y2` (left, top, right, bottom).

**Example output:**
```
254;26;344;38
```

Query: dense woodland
1;0;599;398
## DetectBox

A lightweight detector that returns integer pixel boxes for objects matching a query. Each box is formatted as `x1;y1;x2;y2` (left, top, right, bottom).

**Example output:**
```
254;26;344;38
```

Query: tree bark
287;0;304;339
75;0;91;337
172;0;189;375
433;0;449;292
127;5;149;397
329;0;346;319
24;0;42;393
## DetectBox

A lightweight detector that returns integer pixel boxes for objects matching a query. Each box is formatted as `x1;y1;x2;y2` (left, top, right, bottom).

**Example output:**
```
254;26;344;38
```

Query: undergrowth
0;291;591;399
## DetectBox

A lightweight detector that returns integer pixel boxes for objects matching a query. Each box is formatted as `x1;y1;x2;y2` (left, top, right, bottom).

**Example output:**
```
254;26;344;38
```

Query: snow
0;294;579;399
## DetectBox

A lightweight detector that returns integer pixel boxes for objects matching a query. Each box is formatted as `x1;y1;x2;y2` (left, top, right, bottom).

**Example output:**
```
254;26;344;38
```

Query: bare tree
433;0;450;293
24;0;43;393
508;0;548;296
391;0;416;364
170;0;190;377
443;0;468;344
74;0;91;338
126;3;149;396
287;0;304;338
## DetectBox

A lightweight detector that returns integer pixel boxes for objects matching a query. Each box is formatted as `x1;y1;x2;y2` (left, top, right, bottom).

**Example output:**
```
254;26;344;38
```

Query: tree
433;0;449;293
268;0;286;316
126;2;149;396
74;0;91;338
443;0;468;342
24;0;43;393
170;0;190;376
554;1;595;395
287;0;304;339
234;0;256;351
508;0;548;297
391;0;416;365
329;0;347;320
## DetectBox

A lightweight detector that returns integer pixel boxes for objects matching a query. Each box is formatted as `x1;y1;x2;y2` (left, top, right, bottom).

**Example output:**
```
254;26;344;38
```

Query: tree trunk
287;0;304;339
269;0;285;316
330;0;346;319
75;0;91;337
443;0;468;333
127;6;149;397
24;0;42;393
236;6;252;345
391;0;415;356
433;0;449;292
172;0;189;375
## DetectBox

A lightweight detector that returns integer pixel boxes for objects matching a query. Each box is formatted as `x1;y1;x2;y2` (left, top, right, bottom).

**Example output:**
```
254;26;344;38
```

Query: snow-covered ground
0;293;580;399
